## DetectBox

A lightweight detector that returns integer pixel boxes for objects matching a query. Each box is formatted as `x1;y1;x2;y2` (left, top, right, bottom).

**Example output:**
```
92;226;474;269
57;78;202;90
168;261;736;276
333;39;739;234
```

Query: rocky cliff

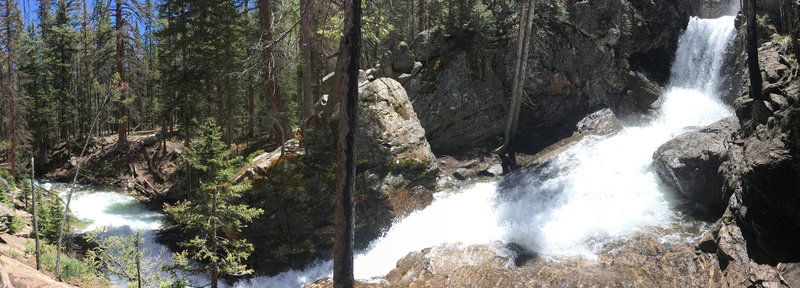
397;0;738;154
651;4;800;286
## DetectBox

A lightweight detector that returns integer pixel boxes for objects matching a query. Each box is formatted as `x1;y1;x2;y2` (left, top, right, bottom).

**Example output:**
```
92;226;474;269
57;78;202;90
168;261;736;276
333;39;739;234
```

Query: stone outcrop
401;0;704;154
0;205;13;234
659;15;800;286
305;233;726;288
238;78;437;274
652;116;740;211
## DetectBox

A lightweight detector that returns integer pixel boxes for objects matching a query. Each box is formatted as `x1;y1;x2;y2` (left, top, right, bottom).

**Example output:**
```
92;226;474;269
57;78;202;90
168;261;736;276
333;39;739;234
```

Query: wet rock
618;71;662;117
652;116;740;211
452;168;476;180
484;164;503;177
573;108;623;136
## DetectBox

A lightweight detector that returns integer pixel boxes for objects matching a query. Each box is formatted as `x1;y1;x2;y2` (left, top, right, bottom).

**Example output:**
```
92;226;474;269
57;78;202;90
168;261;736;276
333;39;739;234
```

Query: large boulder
652;117;739;210
238;78;437;274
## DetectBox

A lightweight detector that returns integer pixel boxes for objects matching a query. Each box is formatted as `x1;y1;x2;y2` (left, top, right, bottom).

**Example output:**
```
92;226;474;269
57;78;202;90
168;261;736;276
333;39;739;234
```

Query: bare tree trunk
32;158;41;271
745;0;763;100
418;0;425;33
116;0;127;147
333;0;361;285
259;0;294;142
301;0;314;118
135;231;142;288
54;91;111;281
248;79;255;138
210;189;219;288
497;0;534;168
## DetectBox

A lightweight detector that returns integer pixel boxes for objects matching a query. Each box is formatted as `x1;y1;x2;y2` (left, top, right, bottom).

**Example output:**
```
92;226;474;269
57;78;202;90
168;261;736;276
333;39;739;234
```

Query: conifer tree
163;118;262;288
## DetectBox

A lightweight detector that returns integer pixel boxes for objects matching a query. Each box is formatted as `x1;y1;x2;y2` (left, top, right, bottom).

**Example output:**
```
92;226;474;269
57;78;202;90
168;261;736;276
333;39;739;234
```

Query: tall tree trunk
497;0;534;170
210;189;219;288
248;78;255;138
301;0;314;118
418;0;426;33
258;0;293;142
32;157;42;271
333;0;360;285
55;90;110;280
116;0;127;147
6;0;16;180
745;0;763;101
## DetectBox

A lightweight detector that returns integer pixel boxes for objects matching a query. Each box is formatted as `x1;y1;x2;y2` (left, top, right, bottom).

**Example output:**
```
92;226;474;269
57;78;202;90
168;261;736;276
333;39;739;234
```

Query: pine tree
47;0;78;142
1;0;31;180
163;118;262;288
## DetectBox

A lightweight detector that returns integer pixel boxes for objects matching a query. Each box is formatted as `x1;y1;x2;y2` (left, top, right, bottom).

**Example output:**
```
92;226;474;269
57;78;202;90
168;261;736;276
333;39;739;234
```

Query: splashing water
240;16;738;287
39;16;737;288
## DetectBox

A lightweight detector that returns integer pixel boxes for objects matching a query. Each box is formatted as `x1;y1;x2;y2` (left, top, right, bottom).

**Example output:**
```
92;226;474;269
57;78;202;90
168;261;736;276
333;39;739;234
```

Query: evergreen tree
21;23;55;166
163;118;262;288
1;0;30;180
46;0;78;142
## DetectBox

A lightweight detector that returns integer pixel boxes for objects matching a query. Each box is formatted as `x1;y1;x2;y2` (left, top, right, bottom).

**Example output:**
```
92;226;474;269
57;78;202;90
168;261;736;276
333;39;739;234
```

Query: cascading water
36;15;736;288
38;181;177;284
239;15;738;287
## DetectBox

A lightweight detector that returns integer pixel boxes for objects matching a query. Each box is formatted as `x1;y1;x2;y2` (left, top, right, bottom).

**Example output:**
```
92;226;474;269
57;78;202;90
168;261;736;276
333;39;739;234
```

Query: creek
40;15;738;288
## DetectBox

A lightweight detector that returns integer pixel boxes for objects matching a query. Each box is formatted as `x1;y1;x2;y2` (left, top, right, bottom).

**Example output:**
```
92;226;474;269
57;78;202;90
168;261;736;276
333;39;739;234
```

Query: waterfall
239;16;738;287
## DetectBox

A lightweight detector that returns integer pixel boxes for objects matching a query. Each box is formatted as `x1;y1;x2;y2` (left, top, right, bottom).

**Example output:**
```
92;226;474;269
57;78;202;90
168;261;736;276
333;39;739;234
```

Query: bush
8;216;24;234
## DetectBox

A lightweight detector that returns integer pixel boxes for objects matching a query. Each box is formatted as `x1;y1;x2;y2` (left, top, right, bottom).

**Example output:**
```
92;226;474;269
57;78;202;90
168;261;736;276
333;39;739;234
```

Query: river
41;14;737;288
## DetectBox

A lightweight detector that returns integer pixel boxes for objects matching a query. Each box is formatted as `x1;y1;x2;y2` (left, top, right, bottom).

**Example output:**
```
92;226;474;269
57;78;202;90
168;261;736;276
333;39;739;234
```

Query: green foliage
757;13;771;28
555;0;569;22
35;189;66;243
84;228;165;288
28;242;97;283
163;118;263;283
0;168;15;191
8;215;24;234
471;1;495;33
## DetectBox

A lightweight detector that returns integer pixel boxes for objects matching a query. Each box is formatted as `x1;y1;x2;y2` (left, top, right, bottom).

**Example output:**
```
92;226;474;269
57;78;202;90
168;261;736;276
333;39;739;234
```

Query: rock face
0;204;13;234
404;0;704;153
652;117;740;211
685;19;800;286
304;234;723;288
238;78;437;274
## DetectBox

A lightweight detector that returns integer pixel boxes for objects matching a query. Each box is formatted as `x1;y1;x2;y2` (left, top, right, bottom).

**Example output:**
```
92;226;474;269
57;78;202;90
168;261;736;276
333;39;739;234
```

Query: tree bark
210;189;219;288
32;157;42;271
745;0;763;100
116;0;127;147
418;0;425;33
259;0;294;142
248;78;255;138
301;0;314;118
497;0;534;165
333;0;361;285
